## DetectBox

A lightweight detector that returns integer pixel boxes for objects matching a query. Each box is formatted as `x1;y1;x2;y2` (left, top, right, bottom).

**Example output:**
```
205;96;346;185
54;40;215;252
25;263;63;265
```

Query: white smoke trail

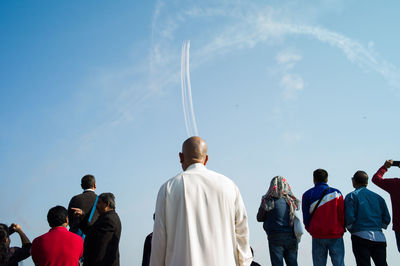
181;40;199;137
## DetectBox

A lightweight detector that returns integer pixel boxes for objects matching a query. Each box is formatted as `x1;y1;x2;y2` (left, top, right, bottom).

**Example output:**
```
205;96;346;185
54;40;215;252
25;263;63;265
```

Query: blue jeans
312;238;344;266
268;232;298;266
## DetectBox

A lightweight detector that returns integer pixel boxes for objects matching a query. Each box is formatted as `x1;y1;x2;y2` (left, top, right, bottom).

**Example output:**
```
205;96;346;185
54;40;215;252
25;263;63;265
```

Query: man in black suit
72;192;122;266
68;175;99;235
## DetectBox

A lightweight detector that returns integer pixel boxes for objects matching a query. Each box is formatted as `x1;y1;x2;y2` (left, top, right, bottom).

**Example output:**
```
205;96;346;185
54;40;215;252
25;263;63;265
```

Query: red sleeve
372;166;396;193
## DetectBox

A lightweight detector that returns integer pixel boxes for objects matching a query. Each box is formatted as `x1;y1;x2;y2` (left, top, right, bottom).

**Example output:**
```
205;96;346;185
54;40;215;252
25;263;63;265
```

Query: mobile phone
393;161;400;167
8;225;15;235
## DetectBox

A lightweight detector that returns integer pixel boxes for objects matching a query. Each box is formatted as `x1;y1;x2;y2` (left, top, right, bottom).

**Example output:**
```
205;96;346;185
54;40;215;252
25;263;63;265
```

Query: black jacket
81;210;122;266
68;190;99;234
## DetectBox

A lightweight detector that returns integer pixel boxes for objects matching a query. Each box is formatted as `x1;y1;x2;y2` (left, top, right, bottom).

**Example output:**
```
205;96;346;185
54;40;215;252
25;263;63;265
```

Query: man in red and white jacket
302;169;345;266
372;159;400;253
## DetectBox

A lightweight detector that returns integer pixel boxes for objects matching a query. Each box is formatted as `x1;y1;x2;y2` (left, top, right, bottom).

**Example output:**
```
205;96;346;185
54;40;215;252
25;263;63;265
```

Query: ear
204;155;209;166
94;183;96;190
66;216;69;226
179;152;184;163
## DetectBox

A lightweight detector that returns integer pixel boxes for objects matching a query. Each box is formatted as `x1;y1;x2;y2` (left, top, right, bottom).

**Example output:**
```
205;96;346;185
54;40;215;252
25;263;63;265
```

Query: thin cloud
281;74;304;100
276;49;302;67
151;4;400;92
282;132;302;143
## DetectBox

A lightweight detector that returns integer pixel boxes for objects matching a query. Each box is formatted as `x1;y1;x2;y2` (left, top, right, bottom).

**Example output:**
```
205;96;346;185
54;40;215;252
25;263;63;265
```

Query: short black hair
353;170;368;186
47;206;68;228
81;175;96;189
99;193;116;209
313;168;328;183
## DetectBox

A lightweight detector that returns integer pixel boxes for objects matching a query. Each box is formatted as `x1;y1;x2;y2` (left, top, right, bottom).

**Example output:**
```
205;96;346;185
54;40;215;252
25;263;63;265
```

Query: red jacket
372;165;400;232
302;183;345;239
32;226;83;266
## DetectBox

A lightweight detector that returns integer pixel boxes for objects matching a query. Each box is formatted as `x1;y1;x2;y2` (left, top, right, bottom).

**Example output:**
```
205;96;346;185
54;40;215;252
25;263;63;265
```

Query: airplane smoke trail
181;40;199;137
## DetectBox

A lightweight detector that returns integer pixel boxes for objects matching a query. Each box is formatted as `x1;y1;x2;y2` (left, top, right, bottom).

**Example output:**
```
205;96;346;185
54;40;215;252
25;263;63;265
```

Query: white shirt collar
186;163;206;171
84;188;95;192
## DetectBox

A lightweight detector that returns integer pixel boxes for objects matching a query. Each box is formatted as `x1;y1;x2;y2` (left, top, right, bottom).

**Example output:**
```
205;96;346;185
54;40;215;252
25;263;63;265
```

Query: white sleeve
150;184;167;266
234;187;253;266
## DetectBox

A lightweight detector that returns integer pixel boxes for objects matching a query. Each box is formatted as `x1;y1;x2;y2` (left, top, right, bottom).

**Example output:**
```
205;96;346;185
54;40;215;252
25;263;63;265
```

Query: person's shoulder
367;188;385;199
160;173;184;190
104;210;121;223
302;186;316;196
63;229;84;242
32;232;47;246
329;186;343;195
206;168;236;183
70;192;92;202
344;190;355;200
69;193;81;202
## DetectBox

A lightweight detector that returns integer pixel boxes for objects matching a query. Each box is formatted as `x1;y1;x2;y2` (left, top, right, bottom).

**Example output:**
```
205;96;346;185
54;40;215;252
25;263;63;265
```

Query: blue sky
1;1;400;265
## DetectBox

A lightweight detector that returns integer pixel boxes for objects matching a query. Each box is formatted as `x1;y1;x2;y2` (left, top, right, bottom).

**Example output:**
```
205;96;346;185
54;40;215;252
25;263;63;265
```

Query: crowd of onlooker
1;136;399;266
1;175;121;266
255;164;397;266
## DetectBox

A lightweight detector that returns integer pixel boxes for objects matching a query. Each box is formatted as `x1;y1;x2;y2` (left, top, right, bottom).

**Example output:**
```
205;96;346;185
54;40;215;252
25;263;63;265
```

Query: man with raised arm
150;136;253;266
372;159;400;252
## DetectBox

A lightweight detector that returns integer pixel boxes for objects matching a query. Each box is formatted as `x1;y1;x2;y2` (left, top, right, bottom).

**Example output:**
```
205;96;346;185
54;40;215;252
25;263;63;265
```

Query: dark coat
81;210;122;266
142;232;152;266
68;190;99;234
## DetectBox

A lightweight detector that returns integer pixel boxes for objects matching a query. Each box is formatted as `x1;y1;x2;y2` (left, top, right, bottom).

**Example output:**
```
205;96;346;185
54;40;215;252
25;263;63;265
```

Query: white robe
150;163;253;266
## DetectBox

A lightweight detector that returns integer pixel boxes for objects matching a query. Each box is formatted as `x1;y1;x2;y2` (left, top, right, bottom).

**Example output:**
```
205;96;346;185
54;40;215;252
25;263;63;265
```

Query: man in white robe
150;136;253;266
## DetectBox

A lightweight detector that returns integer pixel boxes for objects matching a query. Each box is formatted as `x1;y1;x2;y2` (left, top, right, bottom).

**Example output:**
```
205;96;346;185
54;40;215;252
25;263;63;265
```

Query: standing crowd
1;175;121;266
1;136;399;266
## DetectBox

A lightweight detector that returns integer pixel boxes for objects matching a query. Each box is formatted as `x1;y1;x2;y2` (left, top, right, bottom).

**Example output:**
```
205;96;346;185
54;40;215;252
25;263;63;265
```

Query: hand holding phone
393;161;400;167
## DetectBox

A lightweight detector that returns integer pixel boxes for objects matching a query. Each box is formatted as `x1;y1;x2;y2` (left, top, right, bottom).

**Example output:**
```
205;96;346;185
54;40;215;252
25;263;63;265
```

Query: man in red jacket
302;168;345;266
31;205;83;266
372;159;400;253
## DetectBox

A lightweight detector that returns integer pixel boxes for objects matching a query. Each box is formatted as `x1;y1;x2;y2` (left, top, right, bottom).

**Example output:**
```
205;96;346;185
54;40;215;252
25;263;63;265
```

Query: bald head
179;136;208;170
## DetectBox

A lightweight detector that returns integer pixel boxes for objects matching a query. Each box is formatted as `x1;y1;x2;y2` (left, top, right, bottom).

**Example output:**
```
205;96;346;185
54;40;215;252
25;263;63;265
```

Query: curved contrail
181;40;199;137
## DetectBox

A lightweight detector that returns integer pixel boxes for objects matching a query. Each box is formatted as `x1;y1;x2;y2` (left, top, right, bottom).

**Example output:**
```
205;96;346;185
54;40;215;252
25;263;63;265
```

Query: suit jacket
31;227;83;266
81;210;122;266
68;190;99;234
142;232;153;266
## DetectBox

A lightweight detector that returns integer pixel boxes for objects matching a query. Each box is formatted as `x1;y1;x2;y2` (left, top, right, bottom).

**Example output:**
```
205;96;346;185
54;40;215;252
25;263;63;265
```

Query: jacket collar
314;182;329;187
186;163;206;171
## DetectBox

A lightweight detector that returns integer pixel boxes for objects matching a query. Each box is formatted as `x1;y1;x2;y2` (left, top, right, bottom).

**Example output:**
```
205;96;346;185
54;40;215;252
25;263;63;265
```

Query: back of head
181;136;208;164
182;136;208;159
353;170;368;187
99;193;116;210
47;206;68;228
267;176;286;196
81;174;96;190
0;224;7;236
313;168;328;183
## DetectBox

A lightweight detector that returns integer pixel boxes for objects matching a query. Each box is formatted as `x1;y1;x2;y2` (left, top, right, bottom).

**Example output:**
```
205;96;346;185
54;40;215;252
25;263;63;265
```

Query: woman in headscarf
257;176;300;266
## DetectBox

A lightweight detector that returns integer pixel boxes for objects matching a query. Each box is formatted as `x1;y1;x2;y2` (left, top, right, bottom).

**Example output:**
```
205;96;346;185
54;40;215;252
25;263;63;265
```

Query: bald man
150;137;253;266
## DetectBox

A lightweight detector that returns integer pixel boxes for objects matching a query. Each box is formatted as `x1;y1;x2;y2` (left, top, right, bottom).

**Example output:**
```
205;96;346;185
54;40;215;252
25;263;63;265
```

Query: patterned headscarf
261;176;300;225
